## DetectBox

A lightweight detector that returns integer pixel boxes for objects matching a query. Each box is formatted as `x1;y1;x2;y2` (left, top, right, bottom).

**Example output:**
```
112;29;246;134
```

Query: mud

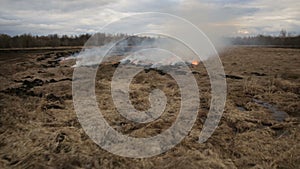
253;99;289;122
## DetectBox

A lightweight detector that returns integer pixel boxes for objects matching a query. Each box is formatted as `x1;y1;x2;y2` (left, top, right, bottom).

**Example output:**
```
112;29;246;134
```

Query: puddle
253;99;289;122
237;106;247;112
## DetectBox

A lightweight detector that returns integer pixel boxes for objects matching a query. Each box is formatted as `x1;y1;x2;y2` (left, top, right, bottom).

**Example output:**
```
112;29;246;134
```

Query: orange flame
191;60;199;66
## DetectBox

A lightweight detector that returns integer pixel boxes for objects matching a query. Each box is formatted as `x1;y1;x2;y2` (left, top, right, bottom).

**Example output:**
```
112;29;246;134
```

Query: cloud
0;0;299;36
232;0;300;35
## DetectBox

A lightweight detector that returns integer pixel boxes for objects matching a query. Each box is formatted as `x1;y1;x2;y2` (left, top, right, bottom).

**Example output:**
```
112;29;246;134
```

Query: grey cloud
0;0;115;12
0;0;299;36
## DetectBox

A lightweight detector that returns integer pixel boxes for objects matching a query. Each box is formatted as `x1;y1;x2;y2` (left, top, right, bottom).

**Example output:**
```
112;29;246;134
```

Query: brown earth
0;47;299;169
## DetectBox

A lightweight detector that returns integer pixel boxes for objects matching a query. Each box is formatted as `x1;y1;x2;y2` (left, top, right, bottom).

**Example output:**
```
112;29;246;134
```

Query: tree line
229;35;300;47
229;30;300;48
0;33;127;48
1;31;299;48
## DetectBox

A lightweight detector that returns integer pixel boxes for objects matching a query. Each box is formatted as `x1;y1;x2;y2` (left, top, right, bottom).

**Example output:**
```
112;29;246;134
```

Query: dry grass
0;47;299;168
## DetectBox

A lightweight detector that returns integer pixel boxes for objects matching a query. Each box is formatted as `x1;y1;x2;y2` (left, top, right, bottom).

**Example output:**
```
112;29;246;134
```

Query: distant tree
279;29;287;38
0;34;11;48
229;30;300;48
0;33;131;48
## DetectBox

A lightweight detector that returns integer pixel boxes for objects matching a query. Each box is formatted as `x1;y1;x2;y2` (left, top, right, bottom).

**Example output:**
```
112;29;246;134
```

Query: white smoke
69;35;200;68
71;43;115;67
68;10;229;67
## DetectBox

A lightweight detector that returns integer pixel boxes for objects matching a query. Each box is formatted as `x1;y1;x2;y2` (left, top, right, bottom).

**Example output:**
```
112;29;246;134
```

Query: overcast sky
0;0;299;36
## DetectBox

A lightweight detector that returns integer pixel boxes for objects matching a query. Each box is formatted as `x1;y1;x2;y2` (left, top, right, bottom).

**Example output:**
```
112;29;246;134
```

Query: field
0;47;299;168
